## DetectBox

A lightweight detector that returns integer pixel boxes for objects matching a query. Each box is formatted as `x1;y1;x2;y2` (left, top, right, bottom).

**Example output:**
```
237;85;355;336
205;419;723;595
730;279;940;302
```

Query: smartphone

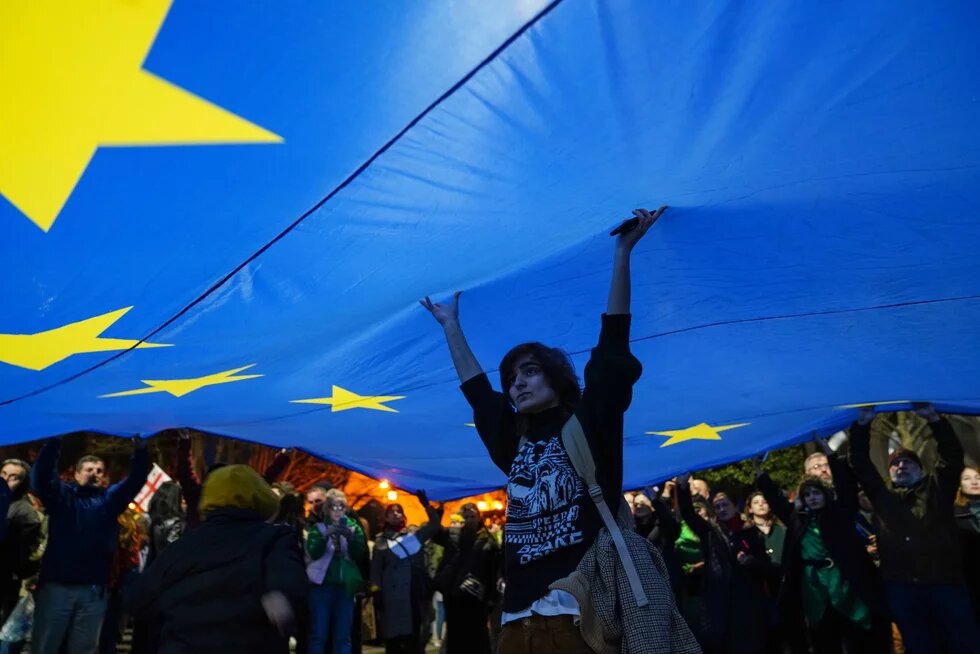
609;217;640;236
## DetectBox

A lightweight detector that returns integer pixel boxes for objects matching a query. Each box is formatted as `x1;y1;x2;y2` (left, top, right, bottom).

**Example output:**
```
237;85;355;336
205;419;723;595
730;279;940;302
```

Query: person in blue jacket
29;435;149;654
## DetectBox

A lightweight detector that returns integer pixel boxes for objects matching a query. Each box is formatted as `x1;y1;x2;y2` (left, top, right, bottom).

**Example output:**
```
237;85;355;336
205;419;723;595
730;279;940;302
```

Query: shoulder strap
561;415;648;607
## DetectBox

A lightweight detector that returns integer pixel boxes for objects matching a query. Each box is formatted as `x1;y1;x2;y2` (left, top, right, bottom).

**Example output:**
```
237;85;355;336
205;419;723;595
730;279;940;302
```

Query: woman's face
749;495;770;518
802;486;826;511
712;495;737;522
328;498;347;523
961;467;980;497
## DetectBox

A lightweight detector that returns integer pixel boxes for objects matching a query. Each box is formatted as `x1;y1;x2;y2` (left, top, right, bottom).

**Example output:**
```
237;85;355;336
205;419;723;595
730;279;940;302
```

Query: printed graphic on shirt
505;436;585;564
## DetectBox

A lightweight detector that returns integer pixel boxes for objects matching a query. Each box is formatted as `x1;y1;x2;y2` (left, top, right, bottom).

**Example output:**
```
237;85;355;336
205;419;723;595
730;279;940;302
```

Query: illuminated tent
2;0;979;498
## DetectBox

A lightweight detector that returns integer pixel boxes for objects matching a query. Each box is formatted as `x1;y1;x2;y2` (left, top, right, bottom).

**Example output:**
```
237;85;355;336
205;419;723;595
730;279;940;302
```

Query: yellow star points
291;385;406;413
647;422;750;448
0;307;170;371
100;364;262;398
0;0;282;232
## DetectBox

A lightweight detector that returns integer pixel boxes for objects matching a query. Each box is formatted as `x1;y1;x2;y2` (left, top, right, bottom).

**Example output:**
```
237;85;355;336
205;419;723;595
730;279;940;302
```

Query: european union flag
2;1;979;498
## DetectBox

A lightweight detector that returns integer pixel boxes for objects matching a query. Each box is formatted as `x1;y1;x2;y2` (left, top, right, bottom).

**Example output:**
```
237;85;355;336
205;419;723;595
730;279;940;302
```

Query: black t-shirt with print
461;313;642;613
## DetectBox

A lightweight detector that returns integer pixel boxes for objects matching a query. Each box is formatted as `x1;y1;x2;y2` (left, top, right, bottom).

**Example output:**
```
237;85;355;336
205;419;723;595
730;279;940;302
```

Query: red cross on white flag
133;463;173;512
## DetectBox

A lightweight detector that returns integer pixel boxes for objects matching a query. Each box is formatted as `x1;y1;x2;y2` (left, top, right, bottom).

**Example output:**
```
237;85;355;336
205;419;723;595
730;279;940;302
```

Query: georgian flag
133;464;172;512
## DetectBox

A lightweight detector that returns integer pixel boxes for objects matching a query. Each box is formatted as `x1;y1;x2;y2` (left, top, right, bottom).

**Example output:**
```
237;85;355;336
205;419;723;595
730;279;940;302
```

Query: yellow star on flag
0;307;170;371
291;385;406;413
647;422;750;448
0;0;282;232
100;364;262;398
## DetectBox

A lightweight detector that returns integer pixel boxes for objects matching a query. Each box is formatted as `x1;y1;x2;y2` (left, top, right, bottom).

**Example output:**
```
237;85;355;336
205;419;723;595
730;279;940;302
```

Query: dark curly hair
499;342;580;434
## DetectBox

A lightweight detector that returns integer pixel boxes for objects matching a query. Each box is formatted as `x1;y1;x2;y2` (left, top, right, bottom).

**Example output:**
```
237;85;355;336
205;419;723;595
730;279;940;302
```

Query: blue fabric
2;1;979;498
307;582;354;654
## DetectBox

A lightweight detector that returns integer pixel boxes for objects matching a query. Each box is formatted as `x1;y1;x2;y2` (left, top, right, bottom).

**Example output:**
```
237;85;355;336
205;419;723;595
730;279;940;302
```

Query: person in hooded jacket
125;464;307;654
754;439;890;654
676;474;775;654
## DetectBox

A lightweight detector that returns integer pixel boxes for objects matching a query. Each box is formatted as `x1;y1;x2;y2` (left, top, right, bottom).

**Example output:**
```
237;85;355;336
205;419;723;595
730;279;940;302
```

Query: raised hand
751;454;766;477
261;591;295;636
912;402;940;422
675;472;691;488
420;292;461;327
177;428;191;441
857;405;875;426
812;432;833;456
414;489;431;508
616;206;666;253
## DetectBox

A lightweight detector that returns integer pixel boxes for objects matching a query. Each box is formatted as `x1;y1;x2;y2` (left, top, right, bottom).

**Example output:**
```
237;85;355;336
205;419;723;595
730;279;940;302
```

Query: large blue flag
2;0;979;498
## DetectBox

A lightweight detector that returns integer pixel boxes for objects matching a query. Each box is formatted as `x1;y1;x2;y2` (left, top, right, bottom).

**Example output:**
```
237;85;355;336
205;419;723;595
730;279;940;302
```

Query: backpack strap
561;415;649;608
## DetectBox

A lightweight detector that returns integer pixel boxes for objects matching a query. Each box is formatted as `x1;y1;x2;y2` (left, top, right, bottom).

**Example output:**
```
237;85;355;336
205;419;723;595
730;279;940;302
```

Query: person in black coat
126;465;307;654
754;438;890;654
955;464;980;621
432;502;499;654
676;474;776;654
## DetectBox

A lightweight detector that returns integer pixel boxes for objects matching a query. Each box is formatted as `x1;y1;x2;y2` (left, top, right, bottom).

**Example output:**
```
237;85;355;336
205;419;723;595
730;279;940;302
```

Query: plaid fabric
551;527;701;654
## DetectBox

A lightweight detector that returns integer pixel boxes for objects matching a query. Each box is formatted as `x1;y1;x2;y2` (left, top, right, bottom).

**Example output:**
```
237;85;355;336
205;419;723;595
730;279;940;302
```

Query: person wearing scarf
371;493;442;654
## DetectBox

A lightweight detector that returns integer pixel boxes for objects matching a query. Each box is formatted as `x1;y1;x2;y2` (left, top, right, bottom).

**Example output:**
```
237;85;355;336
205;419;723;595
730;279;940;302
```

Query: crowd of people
2;207;979;653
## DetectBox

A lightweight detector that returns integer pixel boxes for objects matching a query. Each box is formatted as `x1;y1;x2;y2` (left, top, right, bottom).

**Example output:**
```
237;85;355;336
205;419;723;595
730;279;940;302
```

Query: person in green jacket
305;487;367;654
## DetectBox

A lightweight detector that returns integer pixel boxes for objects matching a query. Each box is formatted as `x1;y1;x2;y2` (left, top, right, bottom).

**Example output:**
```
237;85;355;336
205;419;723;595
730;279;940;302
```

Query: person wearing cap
125;464;307;654
849;403;978;653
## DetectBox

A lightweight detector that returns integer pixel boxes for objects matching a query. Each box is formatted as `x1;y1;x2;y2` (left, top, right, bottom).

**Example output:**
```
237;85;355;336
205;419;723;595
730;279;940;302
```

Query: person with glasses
305;488;367;654
804;452;834;484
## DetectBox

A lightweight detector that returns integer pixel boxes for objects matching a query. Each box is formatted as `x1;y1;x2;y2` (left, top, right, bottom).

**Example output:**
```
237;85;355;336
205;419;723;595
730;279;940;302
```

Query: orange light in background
387;490;398;501
477;501;488;512
128;502;137;510
492;501;504;511
379;479;390;490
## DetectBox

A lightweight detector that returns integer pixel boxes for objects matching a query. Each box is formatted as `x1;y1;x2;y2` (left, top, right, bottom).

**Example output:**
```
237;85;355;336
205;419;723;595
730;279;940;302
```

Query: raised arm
413;490;445;544
848;406;891;506
30;437;65;511
106;436;151;516
263;448;292;484
176;429;203;527
754;455;795;526
675;474;711;540
420;292;483;383
915;403;964;504
607;206;666;315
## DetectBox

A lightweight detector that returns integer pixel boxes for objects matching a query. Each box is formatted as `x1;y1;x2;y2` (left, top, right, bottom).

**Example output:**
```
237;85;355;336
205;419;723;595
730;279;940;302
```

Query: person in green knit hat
305;487;367;654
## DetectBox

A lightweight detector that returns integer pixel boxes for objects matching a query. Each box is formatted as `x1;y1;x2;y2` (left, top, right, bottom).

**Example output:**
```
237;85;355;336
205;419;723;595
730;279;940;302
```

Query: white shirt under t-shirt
501;589;580;625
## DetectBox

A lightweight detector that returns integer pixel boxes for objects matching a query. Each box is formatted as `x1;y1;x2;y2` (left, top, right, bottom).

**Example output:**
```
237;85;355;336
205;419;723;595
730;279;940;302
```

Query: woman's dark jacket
954;502;980;619
757;456;887;620
677;483;774;653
